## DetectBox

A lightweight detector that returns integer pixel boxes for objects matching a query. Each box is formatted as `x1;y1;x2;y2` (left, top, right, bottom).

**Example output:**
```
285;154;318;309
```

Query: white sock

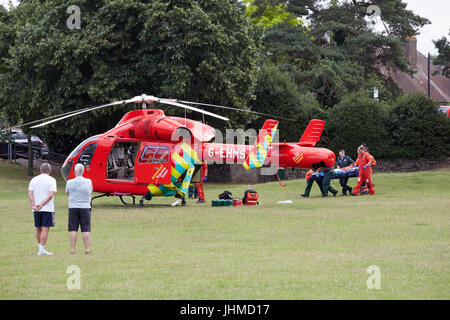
38;244;45;251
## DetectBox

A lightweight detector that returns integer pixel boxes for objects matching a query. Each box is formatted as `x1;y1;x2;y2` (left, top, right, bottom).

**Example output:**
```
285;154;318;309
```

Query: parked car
438;106;450;118
0;129;49;160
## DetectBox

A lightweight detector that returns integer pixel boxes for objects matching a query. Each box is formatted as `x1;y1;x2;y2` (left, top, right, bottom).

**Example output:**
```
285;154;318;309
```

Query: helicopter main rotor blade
157;98;229;121
177;100;296;122
8;107;92;130
115;94;229;121
30;99;130;128
25;93;229;129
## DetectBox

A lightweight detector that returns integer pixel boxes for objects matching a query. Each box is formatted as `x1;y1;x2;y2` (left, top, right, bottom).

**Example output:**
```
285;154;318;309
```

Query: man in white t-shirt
28;163;57;256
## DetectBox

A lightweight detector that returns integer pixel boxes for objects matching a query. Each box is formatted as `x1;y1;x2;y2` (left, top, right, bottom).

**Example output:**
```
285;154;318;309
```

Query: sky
1;0;449;55
402;0;450;55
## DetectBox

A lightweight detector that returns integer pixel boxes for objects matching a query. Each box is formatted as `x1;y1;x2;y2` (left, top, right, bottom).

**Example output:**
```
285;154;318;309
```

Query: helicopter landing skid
90;193;137;207
119;195;137;206
90;193;183;209
90;193;111;206
92;203;173;209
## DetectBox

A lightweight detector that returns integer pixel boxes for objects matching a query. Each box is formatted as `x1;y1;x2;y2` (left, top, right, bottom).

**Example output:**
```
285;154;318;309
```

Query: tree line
0;0;449;161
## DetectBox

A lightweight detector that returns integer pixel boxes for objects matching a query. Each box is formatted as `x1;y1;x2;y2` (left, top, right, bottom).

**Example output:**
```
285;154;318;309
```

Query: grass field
0;160;449;299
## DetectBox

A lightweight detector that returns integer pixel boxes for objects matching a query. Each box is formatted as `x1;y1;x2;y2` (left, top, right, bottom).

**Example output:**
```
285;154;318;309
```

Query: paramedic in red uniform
360;147;376;194
351;146;375;196
196;162;208;204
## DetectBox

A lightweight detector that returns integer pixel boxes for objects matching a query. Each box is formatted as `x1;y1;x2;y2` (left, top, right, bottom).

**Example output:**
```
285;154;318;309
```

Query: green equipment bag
211;199;233;207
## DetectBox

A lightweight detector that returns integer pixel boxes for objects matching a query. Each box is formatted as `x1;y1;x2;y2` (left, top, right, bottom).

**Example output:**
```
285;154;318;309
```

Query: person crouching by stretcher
301;166;338;198
320;166;338;197
301;169;323;198
350;145;375;196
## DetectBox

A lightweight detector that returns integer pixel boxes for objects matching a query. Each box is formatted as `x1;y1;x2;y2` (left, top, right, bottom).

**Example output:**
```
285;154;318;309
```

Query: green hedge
326;90;391;159
389;93;450;159
325;91;450;160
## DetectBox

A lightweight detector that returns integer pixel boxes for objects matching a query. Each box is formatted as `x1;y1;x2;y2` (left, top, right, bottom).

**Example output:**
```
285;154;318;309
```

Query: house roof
388;51;450;104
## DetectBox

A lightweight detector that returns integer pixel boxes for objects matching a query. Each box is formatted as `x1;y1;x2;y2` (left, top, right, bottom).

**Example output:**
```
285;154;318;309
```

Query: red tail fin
299;119;325;147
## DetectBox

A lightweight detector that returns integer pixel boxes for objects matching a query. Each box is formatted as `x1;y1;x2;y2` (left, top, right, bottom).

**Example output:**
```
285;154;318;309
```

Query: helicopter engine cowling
176;127;192;140
169;116;216;142
143;116;186;142
112;109;216;143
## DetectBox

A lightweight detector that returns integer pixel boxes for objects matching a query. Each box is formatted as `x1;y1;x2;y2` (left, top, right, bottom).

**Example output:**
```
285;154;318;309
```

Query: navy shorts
34;211;55;228
68;208;91;232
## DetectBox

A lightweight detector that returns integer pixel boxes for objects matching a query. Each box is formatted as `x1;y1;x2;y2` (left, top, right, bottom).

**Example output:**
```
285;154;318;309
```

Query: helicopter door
135;144;172;185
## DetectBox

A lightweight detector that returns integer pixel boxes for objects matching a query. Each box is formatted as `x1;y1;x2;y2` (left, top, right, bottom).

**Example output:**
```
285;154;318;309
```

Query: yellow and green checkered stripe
147;142;201;198
244;121;278;170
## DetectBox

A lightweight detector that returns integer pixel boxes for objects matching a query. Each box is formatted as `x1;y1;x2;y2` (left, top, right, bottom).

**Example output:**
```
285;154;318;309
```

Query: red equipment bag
243;189;259;205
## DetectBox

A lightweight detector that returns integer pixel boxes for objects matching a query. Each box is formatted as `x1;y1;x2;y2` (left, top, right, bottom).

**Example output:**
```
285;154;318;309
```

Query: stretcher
308;167;360;181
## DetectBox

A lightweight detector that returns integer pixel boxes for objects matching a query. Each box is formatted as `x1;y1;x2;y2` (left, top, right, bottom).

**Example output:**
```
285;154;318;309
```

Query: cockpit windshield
61;135;100;181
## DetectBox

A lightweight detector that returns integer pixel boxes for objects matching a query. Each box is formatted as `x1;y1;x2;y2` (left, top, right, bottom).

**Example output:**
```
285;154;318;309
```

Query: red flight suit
361;154;376;194
352;151;375;195
196;162;208;201
305;170;313;181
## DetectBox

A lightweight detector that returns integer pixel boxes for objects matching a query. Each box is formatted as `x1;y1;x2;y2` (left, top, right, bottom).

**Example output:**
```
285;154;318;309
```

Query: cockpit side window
77;143;97;167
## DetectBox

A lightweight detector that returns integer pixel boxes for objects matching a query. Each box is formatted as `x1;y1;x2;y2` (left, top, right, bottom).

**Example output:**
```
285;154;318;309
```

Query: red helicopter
26;94;335;206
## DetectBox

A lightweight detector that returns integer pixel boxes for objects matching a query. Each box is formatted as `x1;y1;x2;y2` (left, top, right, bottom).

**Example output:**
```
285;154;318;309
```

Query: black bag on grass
218;190;233;200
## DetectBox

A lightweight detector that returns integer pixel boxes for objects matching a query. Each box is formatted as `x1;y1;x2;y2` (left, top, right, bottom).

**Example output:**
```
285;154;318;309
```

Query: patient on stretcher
308;167;359;181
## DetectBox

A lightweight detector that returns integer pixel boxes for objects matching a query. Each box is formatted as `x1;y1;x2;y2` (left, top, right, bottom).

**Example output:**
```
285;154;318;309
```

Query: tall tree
249;0;430;109
0;4;12;74
0;5;11;127
248;63;325;141
0;0;261;154
433;30;450;78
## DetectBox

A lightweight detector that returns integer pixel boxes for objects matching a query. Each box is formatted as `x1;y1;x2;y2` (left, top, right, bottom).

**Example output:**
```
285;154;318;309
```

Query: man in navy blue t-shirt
336;149;354;195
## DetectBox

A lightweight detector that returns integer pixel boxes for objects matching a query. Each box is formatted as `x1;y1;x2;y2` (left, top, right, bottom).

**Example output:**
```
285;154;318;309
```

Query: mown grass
0;160;449;299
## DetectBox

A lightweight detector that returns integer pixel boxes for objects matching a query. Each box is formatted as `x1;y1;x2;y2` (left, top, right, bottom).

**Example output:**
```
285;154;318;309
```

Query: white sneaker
37;250;53;256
